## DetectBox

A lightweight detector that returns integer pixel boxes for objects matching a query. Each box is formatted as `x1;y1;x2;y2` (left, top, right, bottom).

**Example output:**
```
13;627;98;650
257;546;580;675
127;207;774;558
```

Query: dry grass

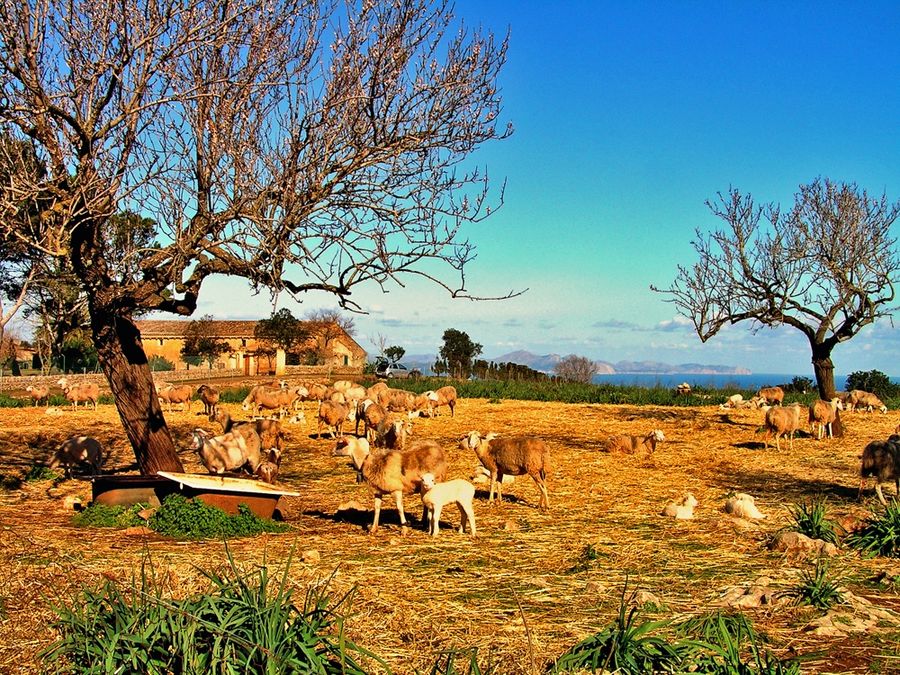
1;393;899;673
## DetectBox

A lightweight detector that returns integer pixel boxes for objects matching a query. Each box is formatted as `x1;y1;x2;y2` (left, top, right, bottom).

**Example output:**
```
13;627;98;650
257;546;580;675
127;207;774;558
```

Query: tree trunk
91;310;184;475
811;343;843;437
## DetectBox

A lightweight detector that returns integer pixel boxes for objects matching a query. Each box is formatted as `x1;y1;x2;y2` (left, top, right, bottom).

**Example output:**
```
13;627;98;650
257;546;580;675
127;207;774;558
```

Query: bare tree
654;178;899;400
554;355;598;383
0;0;511;474
304;309;358;365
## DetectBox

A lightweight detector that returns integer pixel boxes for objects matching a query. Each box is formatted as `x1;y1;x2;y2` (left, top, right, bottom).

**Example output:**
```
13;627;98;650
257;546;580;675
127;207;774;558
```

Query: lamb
317;400;354;439
333;437;447;532
859;438;900;505
460;431;551;510
808;398;843;440
661;493;698;519
215;410;286;465
757;386;785;406
848;389;887;414
420;473;477;537
763;403;803;451
49;436;104;477
158;383;192;413
56;377;100;411
191;428;262;475
723;493;767;519
197;384;220;418
602;429;665;454
25;384;50;406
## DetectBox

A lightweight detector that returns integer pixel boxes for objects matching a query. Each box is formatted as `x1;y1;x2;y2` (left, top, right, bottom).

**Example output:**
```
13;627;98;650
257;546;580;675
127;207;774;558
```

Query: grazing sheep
661;493;698;519
317;400;354;439
305;382;330;401
763;404;803;451
460;431;551;510
197;384;220;418
49;436;104;477
602;429;665;455
255;461;279;484
376;418;412;451
158;383;193;413
724;493;767;520
56;377;100;411
757;386;785;406
848;389;887;414
378;388;417;414
859;438;900;505
356;399;389;441
343;385;367;402
808;398;843;440
412;391;440;418
25;385;50;407
430;386;457;417
420;473;477;537
366;381;389;400
332;379;355;393
333;437;447;532
241;385;296;418
191;428;262;475
215;410;286;465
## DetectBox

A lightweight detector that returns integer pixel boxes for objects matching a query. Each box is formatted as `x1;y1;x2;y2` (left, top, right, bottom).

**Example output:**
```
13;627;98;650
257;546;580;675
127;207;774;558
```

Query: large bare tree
0;0;511;474
655;178;899;400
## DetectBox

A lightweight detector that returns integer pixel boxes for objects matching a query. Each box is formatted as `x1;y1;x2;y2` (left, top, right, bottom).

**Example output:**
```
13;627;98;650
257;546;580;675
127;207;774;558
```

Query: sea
590;373;873;391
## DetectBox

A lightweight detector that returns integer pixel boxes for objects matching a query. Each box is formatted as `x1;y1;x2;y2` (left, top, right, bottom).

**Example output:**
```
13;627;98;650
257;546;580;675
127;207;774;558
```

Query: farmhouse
135;319;366;376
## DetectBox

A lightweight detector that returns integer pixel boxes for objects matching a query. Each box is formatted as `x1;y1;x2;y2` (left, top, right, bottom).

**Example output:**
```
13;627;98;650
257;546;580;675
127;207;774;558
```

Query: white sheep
191;428;262;475
49;436;104;477
719;394;744;410
661;493;698;519
420;473;477;537
723;493;767;520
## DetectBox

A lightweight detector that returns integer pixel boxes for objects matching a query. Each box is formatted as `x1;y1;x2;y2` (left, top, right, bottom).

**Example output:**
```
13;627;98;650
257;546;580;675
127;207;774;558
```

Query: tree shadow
710;466;860;502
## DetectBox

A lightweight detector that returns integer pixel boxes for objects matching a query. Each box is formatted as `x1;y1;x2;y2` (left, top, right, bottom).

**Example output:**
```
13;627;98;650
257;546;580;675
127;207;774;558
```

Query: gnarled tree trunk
811;344;843;437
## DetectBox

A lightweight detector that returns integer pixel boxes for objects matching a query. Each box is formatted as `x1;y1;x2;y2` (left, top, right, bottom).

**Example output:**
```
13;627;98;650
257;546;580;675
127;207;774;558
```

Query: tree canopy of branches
472;359;549;381
554;355;598;383
439;328;482;379
181;315;230;369
0;0;511;473
384;345;406;363
655;178;899;400
304;309;357;365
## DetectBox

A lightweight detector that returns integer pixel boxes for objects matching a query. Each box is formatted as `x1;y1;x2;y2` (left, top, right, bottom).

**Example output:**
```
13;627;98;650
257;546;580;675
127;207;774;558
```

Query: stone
301;549;320;563
769;531;838;558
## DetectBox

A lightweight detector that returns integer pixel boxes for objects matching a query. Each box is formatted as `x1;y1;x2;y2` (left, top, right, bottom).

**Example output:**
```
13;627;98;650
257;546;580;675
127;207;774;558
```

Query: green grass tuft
779;559;845;610
845;500;900;557
72;503;146;528
786;496;839;544
147;494;289;539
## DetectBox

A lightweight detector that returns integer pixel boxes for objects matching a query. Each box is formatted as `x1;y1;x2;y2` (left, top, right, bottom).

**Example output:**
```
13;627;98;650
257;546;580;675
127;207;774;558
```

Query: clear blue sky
187;1;900;375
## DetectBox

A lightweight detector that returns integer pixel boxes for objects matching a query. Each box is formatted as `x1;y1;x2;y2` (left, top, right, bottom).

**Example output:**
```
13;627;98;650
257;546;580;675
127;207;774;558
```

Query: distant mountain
491;350;615;374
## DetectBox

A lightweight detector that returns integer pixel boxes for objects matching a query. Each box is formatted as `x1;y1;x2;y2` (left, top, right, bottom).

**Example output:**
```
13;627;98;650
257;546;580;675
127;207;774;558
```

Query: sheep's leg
535;478;550;510
488;473;498;504
430;503;443;537
858;478;869;502
461;502;476;536
394;491;407;529
371;496;382;532
876;483;887;506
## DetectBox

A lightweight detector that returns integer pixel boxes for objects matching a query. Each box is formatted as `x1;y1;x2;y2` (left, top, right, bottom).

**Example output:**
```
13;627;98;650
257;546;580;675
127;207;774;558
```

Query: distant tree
655;179;899;401
846;370;900;399
370;333;390;359
554;355;598;383
788;376;815;394
439;329;482;379
254;308;310;371
385;346;406;363
148;355;175;372
304;309;357;365
181;316;230;369
58;330;99;373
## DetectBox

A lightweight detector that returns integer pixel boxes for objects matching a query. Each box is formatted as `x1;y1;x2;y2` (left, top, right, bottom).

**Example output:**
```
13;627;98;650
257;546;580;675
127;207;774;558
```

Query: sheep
757;386;785;406
317;400;354;439
808;398;843;440
241;385;296;418
332;379;355;393
378;388;416;414
215;410;286;465
191;427;262;475
305;382;330;401
343;384;367;402
723;493;767;519
366;381;389;400
420;472;477;537
412;391;439;418
719;394;744;410
49;436;104;477
431;385;458;417
56;377;100;411
333;436;447;532
763;403;803;451
196;384;220;418
460;431;551;510
255;461;279;484
25;384;50;407
158;383;192;413
602;429;665;455
376;418;412;451
848;389;887;414
859;438;900;505
661;493;698;519
356;399;388;441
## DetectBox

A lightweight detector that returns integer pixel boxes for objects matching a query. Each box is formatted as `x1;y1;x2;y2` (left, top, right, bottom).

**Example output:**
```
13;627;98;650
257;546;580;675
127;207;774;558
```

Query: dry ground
1;390;899;673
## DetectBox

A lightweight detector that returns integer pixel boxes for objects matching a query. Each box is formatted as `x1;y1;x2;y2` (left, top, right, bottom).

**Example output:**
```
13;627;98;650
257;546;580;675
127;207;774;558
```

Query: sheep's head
682;493;698;508
459;431;482;451
421;472;437;490
649;429;665;443
331;437;352;457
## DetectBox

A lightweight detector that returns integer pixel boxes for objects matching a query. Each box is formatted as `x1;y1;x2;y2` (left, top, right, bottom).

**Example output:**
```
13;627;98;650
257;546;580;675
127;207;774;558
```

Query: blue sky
179;2;899;375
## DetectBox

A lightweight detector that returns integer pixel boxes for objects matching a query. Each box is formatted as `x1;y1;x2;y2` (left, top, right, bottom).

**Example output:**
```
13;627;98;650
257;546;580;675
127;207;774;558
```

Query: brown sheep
376;418;412;451
241;385;297;418
848;389;887;414
757;386;785;406
158;383;192;413
432;385;457;417
49;436;104;477
56;377;100;411
317;400;353;439
460;431;551;510
333;436;447;532
356;399;389;441
215;410;286;465
859;437;900;505
378;388;416;414
764;404;803;451
26;385;50;406
808;398;842;440
197;384;220;418
602;429;665;454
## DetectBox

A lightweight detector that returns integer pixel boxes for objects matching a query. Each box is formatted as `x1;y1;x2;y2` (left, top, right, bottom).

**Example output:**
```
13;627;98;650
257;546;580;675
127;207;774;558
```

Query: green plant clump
786;497;839;544
779;559;845;610
72;503;146;529
24;464;61;482
40;554;383;674
846;500;900;557
424;647;497;674
148;494;289;539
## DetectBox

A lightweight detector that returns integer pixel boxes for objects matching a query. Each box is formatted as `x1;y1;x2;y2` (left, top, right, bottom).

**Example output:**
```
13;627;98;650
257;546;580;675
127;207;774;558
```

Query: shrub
845;500;900;557
786;496;839;544
72;503;145;529
24;464;61;482
148;355;175;371
147;494;289;539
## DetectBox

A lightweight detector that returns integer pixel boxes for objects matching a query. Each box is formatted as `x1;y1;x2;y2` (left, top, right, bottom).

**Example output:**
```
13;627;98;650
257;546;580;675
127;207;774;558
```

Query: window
343;355;349;366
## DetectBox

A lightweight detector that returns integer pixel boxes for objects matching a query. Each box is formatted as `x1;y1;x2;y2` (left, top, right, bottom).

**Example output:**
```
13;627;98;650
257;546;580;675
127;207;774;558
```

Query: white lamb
420;473;477;537
723;493;767;520
660;493;698;519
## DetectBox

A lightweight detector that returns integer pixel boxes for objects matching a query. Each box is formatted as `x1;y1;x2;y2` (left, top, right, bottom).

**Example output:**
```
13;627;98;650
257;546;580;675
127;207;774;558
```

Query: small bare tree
0;0;512;473
654;178;899;400
554;355;598;383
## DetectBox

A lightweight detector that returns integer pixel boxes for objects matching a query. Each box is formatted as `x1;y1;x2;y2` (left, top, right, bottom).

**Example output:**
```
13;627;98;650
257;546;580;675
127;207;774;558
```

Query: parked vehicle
375;360;419;379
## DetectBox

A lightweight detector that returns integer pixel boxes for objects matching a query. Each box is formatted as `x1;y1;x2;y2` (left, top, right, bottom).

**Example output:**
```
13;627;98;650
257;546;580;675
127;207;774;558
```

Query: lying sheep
158;383;192;413
49;436;104;477
848;389;887;414
602;429;665;455
763;404;803;451
317;400;354;439
421;472;477;537
719;394;744;410
333;436;447;532
757;386;785;406
460;431;551;510
197;384;220;418
808;398;842;440
57;377;100;411
724;493;767;519
661;493;698;519
26;385;50;407
191;428;262;475
859;438;900;505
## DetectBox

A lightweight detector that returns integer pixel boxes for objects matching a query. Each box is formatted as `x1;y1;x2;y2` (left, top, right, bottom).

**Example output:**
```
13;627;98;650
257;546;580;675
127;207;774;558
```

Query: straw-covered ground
1;385;899;673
